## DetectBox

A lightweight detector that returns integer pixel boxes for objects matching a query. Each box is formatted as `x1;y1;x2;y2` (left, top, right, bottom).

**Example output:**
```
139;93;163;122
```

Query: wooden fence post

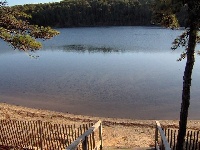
82;136;88;150
99;122;103;150
38;120;43;150
155;123;158;149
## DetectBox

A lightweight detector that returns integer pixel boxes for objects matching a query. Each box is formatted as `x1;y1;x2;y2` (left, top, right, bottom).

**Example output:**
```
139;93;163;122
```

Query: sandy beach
1;102;200;148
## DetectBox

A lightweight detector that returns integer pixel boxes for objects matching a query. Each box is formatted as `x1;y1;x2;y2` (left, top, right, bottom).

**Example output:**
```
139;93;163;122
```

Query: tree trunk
176;22;198;149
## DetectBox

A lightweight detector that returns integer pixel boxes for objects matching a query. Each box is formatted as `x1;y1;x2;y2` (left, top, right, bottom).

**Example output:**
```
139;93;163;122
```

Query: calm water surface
0;26;200;119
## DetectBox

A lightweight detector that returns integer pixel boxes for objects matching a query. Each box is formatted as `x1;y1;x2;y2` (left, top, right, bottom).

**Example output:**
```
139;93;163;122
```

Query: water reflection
41;26;184;53
58;44;125;53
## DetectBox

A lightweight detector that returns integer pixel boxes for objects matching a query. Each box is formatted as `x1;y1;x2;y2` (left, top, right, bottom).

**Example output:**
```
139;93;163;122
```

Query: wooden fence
0;119;94;150
164;128;200;150
66;120;102;150
155;121;200;150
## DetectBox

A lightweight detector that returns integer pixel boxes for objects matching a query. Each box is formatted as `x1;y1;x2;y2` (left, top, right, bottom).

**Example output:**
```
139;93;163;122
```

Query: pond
0;26;200;119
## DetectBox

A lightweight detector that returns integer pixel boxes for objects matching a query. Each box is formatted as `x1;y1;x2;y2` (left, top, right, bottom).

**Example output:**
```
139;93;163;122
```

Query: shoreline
1;102;200;148
0;94;184;120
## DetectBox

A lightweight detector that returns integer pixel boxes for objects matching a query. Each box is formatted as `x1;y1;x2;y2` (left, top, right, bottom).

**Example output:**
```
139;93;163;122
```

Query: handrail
66;120;102;150
155;121;171;150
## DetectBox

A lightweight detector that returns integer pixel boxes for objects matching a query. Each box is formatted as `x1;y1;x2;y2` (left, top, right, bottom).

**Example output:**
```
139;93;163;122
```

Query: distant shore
1;102;200;148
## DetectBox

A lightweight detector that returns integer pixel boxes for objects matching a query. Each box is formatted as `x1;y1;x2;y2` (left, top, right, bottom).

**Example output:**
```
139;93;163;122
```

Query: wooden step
103;147;154;150
132;148;154;150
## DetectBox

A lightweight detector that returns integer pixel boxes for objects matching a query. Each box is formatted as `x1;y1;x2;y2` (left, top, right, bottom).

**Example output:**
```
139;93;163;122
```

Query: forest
13;0;187;28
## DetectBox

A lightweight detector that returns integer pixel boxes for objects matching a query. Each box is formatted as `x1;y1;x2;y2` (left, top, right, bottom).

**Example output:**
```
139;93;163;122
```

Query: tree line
12;0;157;27
13;0;187;28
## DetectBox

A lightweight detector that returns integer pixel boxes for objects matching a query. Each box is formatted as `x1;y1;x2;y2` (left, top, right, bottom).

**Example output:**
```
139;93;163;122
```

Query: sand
1;102;200;148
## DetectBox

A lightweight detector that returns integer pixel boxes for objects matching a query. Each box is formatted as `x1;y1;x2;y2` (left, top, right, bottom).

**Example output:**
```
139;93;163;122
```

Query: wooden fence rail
0;119;94;150
155;121;171;150
66;120;102;150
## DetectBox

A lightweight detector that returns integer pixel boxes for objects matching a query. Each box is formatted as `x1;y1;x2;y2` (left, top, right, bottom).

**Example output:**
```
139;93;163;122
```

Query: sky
7;0;61;6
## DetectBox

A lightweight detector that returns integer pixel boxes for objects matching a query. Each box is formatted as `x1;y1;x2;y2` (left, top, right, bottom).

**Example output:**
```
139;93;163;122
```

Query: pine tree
0;1;59;51
152;0;200;149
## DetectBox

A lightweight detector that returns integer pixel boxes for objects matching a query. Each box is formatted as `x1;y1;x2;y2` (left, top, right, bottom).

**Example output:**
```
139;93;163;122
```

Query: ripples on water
0;26;200;119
